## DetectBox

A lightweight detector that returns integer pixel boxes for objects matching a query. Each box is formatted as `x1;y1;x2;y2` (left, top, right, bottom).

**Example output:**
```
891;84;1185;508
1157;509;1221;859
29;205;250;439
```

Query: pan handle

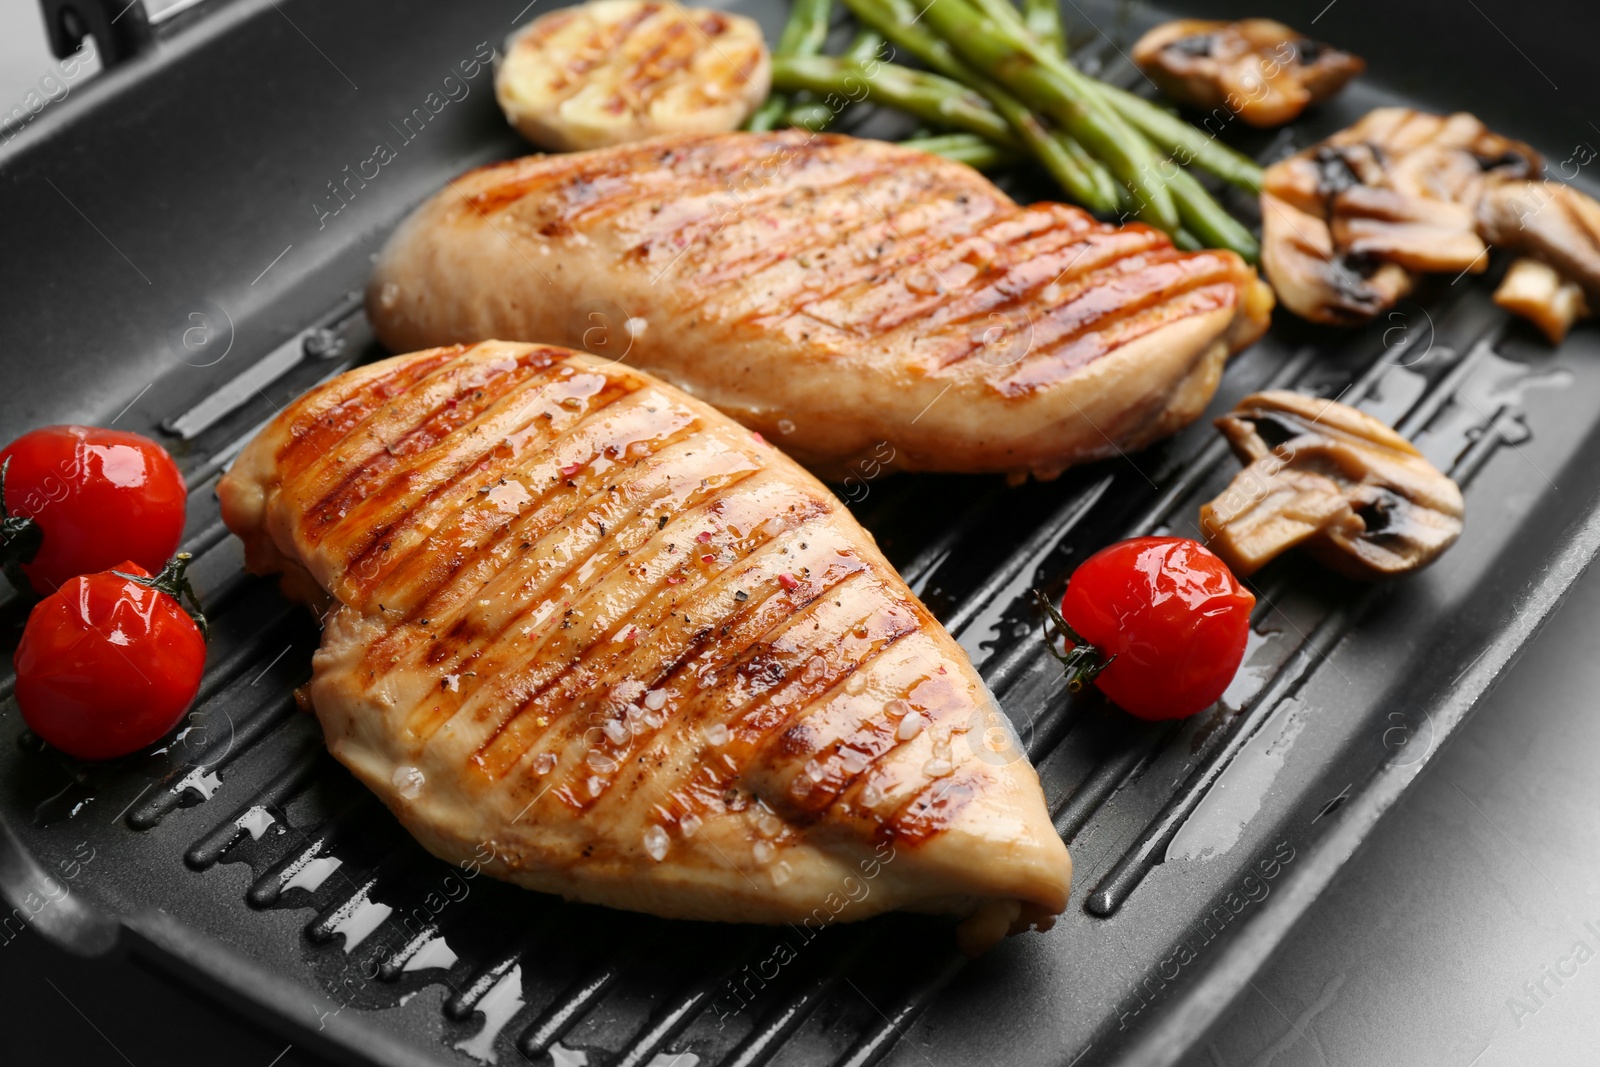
0;809;121;957
39;0;154;67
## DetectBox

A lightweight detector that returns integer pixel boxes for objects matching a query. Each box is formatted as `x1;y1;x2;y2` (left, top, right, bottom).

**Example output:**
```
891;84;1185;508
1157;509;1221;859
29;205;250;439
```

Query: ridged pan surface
0;1;1596;1066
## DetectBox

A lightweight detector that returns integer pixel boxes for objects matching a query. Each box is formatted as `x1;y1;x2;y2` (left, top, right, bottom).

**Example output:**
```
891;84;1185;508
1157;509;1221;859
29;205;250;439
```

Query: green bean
840;0;1257;252
747;99;787;133
1161;159;1260;261
784;101;837;131
1049;127;1121;209
1014;109;1118;211
748;0;835;131
770;56;1021;147
966;0;1032;38
841;0;1115;211
840;0;979;83
901;133;1020;170
844;27;886;61
1171;228;1202;252
1023;0;1065;54
785;30;888;131
1098;83;1263;193
914;0;1180;230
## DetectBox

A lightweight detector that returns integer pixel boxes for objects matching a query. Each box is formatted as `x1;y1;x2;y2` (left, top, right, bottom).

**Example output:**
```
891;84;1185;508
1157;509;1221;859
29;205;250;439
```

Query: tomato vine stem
113;553;210;641
1033;588;1114;692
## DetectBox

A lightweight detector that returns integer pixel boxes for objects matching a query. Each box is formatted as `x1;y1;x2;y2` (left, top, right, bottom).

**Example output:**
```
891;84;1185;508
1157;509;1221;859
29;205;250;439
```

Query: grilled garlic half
1199;391;1464;580
496;0;771;151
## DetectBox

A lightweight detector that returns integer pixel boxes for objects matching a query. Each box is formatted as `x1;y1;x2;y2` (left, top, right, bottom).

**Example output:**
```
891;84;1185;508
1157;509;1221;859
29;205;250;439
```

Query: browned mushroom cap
1260;108;1541;325
1260;193;1414;325
1131;18;1363;129
1478;180;1600;306
1199;390;1464;579
1330;185;1487;274
1493;257;1591;345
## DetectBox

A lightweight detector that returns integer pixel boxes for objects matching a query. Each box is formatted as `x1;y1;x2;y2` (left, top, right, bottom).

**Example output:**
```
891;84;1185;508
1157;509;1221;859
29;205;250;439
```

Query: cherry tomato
0;425;186;597
1050;537;1255;721
14;557;208;760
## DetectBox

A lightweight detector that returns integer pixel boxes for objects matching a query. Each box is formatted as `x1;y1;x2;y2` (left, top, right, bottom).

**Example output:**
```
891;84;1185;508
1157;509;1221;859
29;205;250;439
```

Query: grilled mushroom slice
1478;179;1600;295
1260;192;1414;326
1200;391;1464;579
496;0;770;151
1493;257;1591;345
1131;19;1363;128
1261;108;1541;324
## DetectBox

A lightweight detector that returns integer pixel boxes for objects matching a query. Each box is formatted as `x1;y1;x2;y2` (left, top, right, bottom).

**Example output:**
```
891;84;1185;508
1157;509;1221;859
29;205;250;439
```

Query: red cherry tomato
0;425;186;596
14;558;207;760
1053;537;1255;721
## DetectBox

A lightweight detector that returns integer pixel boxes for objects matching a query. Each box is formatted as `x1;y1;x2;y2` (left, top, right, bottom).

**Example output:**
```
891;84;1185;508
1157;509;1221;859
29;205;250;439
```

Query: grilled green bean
784;29;888;130
771;55;1021;146
748;0;834;131
914;0;1180;230
902;132;1020;169
1023;0;1065;54
1098;83;1263;192
1161;159;1260;261
842;0;1115;210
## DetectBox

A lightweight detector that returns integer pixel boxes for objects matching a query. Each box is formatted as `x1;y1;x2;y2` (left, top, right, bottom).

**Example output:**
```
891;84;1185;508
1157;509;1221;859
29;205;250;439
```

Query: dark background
3;1;1599;1065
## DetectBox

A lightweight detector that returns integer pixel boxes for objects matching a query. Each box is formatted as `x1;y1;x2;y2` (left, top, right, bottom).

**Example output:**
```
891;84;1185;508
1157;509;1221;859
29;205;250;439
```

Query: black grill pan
2;1;1598;1065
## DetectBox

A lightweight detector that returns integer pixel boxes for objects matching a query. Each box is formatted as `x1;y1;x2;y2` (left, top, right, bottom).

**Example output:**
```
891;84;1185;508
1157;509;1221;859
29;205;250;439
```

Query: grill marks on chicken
219;342;1070;943
446;138;1245;375
369;132;1271;478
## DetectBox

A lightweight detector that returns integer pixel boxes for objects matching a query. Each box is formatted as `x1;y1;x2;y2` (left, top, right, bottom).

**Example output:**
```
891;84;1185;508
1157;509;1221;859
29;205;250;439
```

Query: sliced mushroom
1131;19;1363;128
1478;180;1600;305
1329;184;1487;274
1199;391;1464;579
1260;192;1414;326
1261;108;1541;325
1493;256;1591;345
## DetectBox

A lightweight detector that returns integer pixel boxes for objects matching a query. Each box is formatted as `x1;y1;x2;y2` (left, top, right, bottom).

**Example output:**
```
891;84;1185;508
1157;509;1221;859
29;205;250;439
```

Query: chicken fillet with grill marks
367;131;1272;480
218;341;1072;951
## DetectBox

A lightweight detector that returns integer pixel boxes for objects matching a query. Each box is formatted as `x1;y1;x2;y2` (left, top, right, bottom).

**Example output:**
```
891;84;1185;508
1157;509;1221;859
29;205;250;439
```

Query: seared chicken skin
1261;108;1540;324
368;132;1272;480
218;341;1071;950
1132;19;1362;128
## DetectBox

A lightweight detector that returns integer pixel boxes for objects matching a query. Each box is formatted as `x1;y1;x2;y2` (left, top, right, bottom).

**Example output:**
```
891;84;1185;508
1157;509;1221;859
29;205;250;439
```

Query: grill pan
2;1;1598;1064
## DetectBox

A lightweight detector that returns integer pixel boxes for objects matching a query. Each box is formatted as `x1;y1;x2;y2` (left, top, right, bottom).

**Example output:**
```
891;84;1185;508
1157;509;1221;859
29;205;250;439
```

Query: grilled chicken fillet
368;132;1272;480
218;341;1071;950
